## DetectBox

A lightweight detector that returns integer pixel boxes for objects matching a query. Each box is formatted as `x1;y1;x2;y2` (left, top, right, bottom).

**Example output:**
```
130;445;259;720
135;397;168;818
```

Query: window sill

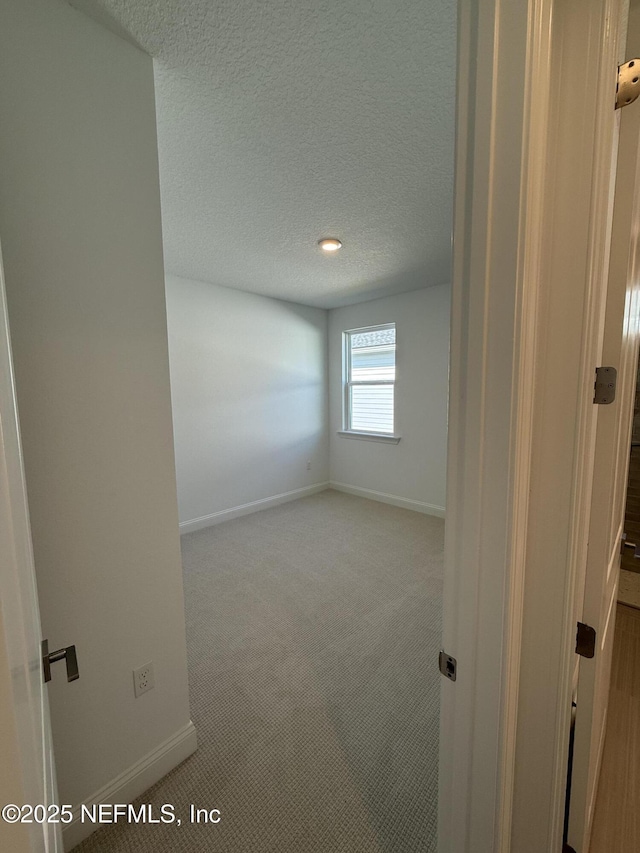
337;430;401;445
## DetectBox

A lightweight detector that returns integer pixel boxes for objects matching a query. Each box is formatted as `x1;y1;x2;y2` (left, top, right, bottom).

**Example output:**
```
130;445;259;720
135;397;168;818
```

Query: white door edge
567;0;640;844
0;235;61;852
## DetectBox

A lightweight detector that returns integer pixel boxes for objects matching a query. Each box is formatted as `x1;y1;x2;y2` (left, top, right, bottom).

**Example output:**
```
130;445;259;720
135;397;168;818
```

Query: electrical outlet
306;460;311;470
133;662;155;698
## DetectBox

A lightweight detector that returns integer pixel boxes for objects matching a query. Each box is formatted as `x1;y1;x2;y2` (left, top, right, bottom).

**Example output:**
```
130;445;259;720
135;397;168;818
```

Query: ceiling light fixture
318;238;342;252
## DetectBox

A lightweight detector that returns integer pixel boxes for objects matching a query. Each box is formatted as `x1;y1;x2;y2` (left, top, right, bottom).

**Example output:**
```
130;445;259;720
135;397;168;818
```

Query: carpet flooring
74;490;444;852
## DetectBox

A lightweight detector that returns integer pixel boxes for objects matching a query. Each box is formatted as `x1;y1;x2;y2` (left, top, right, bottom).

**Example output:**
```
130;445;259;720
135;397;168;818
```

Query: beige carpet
74;489;444;852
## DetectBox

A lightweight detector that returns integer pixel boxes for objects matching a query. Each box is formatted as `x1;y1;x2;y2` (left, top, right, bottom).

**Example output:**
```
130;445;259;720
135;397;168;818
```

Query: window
343;323;397;437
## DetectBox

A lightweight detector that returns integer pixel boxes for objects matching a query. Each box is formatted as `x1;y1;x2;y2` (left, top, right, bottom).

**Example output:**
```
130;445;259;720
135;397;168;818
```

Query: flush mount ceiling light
318;238;342;252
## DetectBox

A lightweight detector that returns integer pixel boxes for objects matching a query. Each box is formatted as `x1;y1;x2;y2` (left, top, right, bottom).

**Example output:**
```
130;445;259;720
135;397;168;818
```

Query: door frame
440;0;554;848
441;0;629;851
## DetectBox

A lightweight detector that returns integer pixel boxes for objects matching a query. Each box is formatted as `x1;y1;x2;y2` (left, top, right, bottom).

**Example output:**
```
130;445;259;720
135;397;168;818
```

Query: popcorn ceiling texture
70;0;456;308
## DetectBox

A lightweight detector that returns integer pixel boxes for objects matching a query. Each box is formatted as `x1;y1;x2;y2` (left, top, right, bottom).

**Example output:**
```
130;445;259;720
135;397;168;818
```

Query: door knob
42;639;79;683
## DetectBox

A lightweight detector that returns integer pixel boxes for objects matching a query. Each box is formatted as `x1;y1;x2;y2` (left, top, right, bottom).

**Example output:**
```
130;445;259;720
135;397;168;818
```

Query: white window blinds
344;324;396;434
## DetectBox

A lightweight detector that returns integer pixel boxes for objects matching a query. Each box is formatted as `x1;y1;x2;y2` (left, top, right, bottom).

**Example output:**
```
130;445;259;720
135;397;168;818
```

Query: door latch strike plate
439;650;457;681
594;366;617;405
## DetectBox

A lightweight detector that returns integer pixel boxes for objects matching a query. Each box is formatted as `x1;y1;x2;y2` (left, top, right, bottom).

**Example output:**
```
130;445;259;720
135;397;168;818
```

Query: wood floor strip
589;604;640;852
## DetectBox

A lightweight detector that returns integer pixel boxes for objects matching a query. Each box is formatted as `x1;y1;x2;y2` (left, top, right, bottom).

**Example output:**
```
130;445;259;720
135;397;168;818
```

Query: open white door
567;5;640;849
0;239;61;853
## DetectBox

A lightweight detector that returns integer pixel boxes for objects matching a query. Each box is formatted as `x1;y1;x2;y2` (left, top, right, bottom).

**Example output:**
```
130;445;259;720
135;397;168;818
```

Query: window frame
340;322;400;442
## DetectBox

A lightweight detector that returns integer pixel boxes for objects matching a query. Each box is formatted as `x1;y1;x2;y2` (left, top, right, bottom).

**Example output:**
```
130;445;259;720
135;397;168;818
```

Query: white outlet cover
133;661;155;698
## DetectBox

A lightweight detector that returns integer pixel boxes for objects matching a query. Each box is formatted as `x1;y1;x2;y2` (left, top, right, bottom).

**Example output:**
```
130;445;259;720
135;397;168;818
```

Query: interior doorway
3;2;632;853
0;1;455;852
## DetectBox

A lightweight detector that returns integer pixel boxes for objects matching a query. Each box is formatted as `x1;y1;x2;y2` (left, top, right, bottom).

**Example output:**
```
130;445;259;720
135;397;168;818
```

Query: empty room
152;276;450;853
6;1;640;853
0;0;453;851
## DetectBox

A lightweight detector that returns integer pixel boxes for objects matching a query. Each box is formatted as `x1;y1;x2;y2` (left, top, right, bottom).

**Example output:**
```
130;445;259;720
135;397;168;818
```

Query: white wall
166;275;329;529
329;285;450;514
167;282;448;523
0;0;193;837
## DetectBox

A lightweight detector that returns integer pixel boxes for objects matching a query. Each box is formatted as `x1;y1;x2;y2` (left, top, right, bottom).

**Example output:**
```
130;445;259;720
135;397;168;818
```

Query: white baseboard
63;720;197;851
329;481;446;517
179;482;330;534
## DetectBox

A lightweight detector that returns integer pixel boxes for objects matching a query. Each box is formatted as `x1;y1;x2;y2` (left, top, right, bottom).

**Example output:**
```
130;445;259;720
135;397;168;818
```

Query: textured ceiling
71;0;456;308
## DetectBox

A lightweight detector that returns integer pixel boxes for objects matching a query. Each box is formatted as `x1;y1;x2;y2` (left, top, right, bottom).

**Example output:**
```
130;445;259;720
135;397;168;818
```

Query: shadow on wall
325;262;452;309
166;275;330;524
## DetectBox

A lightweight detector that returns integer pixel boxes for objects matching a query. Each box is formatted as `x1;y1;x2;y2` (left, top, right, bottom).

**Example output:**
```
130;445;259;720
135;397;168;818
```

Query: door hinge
593;366;617;404
616;59;640;109
576;622;596;659
439;650;457;681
